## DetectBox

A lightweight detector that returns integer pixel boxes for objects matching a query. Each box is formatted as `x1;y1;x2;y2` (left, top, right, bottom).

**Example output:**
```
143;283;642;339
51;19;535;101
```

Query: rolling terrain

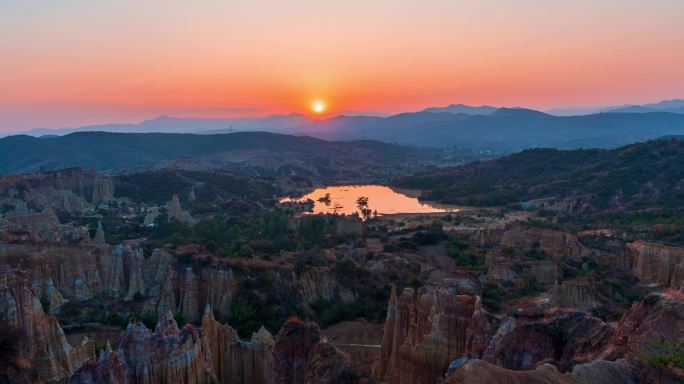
398;137;684;210
9;105;684;152
0;131;440;175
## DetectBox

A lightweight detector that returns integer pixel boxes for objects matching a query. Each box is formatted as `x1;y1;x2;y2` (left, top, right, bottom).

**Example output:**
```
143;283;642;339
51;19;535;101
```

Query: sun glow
311;101;326;114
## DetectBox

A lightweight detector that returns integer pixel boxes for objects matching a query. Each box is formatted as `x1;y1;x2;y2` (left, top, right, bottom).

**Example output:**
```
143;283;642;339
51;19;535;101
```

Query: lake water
280;185;459;215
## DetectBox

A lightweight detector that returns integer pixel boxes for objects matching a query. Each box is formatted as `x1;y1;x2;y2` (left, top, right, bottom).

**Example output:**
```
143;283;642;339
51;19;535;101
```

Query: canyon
1;158;684;383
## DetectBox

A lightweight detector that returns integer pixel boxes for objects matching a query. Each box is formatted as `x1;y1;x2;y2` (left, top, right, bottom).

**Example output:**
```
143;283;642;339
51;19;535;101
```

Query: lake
280;185;459;215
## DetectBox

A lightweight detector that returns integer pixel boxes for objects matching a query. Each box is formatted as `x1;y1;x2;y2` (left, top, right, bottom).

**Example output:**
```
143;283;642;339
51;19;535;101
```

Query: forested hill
0;131;428;175
396;138;684;212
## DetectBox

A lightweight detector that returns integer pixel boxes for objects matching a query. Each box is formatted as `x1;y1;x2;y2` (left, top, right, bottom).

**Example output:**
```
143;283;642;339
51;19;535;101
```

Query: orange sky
1;1;684;131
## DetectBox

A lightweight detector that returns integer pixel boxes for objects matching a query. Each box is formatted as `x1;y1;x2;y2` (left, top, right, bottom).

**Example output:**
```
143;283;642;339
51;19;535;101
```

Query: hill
396;138;684;212
9;105;684;152
602;99;684;114
0;131;435;175
422;104;498;115
332;109;684;150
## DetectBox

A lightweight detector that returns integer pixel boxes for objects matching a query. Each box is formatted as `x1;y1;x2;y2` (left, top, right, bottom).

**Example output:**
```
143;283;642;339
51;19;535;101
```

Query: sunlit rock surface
116;310;216;384
624;241;684;289
201;305;273;384
0;269;95;383
376;285;498;384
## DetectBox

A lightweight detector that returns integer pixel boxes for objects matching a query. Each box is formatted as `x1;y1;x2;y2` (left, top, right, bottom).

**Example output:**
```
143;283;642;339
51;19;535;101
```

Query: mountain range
548;99;684;115
396;137;684;213
4;100;684;153
0;131;433;175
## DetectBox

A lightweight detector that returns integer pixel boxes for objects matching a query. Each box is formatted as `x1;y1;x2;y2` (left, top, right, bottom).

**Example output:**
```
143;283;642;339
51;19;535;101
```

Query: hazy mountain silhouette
597;99;684;114
0;131;424;175
16;113;314;137
546;99;684;116
423;104;498;115
7;101;684;152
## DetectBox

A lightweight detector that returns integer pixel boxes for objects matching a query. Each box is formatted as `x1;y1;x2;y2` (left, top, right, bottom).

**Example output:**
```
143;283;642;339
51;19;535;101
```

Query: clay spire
92;221;106;246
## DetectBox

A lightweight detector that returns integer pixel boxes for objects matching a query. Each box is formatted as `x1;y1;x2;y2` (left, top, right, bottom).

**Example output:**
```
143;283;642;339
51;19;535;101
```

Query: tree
356;196;371;221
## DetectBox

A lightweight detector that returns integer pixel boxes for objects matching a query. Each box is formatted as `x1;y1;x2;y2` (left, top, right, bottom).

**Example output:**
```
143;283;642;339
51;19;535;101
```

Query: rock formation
34;278;68;314
0;269;95;382
1;209;61;241
91;176;115;204
203;269;238;315
92;221;106;246
116;310;216;384
475;224;588;260
125;248;145;300
482;308;613;372
143;207;160;225
376;285;498;384
624;240;684;289
70;341;125;384
442;358;636;384
201;305;274;384
166;194;196;224
0;167;115;214
298;268;356;304
103;245;126;297
270;317;360;384
602;291;684;361
549;279;598;310
180;268;200;322
529;262;559;285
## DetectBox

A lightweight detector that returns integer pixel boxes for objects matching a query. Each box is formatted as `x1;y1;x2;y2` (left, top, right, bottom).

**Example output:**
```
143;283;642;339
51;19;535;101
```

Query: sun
311;101;326;114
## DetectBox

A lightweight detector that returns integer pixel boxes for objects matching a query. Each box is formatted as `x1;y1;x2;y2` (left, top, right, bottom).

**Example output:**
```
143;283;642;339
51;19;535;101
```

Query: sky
1;0;684;131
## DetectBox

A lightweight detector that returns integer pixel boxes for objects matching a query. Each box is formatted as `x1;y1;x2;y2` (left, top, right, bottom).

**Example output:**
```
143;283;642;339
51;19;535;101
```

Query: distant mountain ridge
547;99;684;116
17;113;314;137
602;99;684;114
422;104;498;115
0;131;430;175
396;137;684;213
5;101;684;152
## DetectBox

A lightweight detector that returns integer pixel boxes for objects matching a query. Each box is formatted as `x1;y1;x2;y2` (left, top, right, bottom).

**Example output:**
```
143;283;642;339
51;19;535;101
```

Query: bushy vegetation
446;236;483;268
398;138;684;213
636;339;684;371
144;209;296;258
227;267;303;337
312;286;390;328
482;284;503;312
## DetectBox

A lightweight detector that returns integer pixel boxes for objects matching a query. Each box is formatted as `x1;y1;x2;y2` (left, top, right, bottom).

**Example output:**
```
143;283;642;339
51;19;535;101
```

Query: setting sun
312;101;326;114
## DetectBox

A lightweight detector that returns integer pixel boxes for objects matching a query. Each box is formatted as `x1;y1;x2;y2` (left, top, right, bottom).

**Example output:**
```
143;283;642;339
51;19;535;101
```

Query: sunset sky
1;0;684;131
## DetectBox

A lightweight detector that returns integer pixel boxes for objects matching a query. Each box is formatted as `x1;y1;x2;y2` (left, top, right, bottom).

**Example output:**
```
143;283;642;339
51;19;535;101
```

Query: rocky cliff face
624;240;684;289
3;240;359;328
70;341;125;384
297;268;357;304
602;291;684;361
549;280;598;310
376;285;498;384
475;224;588;259
446;292;684;383
482;308;613;372
0;168;115;214
442;358;636;384
0;269;95;383
270;317;360;384
116;310;216;384
180;268;201;322
201;305;273;384
71;310;217;384
91;176;115;205
125;248;145;300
